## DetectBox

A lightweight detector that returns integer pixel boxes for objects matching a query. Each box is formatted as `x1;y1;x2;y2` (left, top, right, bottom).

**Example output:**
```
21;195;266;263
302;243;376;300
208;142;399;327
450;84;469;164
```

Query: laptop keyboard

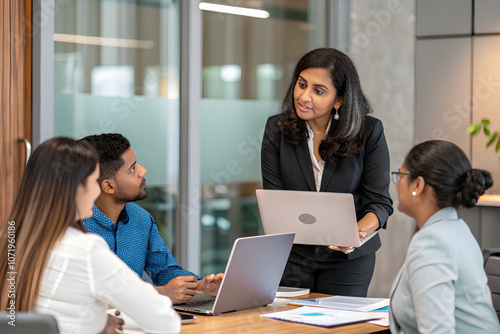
182;299;214;308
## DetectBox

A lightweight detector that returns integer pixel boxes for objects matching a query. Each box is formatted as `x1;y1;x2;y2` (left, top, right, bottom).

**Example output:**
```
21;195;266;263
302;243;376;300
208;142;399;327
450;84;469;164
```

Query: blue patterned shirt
82;203;201;286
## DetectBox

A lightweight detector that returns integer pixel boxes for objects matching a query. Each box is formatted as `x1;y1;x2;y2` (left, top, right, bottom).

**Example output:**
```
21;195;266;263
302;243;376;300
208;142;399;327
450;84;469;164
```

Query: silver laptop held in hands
256;189;377;247
173;233;295;315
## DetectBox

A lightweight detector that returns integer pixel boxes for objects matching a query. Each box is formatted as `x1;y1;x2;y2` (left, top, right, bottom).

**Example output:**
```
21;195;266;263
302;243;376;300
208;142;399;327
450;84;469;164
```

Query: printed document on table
368;306;390;327
289;296;389;312
369;312;390;327
261;306;383;328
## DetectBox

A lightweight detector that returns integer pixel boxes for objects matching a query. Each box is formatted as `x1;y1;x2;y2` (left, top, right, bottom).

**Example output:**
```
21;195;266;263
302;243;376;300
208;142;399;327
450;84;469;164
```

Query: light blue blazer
389;207;500;334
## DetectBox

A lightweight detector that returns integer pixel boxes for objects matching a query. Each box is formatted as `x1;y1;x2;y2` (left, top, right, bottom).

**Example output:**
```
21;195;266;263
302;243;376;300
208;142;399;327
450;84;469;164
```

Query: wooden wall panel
0;0;32;231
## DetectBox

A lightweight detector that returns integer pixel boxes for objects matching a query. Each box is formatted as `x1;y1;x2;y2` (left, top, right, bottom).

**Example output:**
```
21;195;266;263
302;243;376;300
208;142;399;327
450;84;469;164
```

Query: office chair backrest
484;248;500;321
0;312;59;334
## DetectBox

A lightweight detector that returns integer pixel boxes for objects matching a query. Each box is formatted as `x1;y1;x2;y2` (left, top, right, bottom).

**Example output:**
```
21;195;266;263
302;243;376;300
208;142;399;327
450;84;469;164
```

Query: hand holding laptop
328;211;379;253
256;189;379;248
329;230;371;254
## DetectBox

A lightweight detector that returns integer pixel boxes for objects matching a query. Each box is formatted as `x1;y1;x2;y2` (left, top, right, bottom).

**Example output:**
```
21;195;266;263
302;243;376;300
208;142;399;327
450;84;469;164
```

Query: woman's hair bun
454;169;493;208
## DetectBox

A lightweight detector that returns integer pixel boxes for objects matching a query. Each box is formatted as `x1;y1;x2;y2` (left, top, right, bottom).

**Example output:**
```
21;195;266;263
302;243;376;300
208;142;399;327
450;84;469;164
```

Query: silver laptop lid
0;312;60;334
256;189;361;247
211;233;295;314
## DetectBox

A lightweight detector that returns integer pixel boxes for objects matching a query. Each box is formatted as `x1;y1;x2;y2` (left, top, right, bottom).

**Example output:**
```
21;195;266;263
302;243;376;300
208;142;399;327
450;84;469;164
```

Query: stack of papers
289;295;389;312
262;296;390;328
261;306;383;328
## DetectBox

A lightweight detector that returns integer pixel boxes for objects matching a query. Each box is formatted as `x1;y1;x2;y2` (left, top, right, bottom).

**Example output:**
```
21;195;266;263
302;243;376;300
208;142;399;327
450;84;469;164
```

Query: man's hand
100;310;124;334
156;276;198;304
197;273;224;295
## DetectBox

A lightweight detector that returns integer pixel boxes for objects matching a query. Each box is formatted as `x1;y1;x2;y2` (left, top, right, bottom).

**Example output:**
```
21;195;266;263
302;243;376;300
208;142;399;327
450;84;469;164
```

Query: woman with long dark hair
389;140;500;333
0;138;180;333
261;48;393;296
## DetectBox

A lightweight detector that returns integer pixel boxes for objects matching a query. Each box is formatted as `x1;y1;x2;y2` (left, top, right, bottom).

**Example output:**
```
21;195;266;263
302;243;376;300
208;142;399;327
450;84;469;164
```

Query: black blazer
261;114;393;260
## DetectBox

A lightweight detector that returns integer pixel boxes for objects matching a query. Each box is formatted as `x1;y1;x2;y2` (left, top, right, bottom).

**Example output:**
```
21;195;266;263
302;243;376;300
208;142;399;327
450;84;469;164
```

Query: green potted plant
466;118;500;160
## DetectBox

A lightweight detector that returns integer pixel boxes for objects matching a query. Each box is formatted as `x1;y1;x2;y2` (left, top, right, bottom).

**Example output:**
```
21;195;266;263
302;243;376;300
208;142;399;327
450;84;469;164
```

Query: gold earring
412;191;417;196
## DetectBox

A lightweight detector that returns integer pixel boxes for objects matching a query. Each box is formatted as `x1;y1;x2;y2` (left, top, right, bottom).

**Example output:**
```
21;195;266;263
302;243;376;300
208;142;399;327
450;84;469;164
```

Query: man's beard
115;187;147;203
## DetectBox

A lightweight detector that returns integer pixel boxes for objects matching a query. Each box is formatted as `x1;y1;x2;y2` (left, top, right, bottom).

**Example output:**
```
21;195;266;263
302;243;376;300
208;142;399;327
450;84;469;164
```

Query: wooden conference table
179;293;390;334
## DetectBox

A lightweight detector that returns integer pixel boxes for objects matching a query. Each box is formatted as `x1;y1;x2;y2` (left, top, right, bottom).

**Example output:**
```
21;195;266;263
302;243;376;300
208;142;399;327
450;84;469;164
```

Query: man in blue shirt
80;133;223;304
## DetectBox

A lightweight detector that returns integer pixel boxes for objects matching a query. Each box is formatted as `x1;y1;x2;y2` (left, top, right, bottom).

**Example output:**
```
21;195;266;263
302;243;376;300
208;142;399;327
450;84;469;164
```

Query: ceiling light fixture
53;33;154;49
199;2;270;19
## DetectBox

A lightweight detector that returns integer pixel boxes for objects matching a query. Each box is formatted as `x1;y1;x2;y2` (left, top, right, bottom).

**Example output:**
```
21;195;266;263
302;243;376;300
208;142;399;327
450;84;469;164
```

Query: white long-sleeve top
36;227;181;334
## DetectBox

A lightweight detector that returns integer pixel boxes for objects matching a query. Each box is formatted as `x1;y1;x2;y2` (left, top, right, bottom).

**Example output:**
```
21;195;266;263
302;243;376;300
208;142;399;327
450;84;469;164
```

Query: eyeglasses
391;171;411;184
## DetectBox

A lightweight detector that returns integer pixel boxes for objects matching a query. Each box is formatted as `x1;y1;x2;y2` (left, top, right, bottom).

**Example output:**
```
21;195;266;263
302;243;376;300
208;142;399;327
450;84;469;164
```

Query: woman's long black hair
278;48;372;162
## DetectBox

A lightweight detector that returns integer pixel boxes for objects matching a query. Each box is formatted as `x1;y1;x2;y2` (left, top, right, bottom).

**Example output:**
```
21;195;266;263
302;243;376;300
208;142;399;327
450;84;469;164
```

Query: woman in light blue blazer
389;140;500;334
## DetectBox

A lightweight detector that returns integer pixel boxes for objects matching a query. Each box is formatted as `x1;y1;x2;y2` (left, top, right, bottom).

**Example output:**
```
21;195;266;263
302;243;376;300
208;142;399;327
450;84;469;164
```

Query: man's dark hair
79;133;130;181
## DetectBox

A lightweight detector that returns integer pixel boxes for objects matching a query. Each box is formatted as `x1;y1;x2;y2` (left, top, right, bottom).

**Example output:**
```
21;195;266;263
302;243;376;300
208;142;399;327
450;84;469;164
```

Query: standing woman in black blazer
261;48;393;297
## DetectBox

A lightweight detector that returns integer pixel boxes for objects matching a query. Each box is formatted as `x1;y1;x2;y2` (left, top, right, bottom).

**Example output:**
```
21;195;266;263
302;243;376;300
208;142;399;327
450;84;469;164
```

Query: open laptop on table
173;233;294;315
256;189;377;247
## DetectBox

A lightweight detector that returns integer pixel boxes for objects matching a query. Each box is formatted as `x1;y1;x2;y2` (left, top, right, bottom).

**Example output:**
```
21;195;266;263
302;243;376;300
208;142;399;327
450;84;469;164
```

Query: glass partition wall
53;0;181;252
50;0;329;275
199;0;328;275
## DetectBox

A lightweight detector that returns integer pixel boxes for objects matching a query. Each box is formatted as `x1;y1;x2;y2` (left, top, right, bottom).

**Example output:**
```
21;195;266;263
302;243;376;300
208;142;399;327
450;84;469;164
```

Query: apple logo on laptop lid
298;213;316;225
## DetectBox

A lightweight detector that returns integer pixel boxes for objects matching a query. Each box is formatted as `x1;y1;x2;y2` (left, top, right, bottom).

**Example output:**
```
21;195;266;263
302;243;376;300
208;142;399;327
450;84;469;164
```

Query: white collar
305;117;332;140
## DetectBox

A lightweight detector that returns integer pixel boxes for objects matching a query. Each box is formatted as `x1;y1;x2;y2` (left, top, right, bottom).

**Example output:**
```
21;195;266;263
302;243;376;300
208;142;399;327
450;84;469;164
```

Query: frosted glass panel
200;99;278;184
54;93;179;187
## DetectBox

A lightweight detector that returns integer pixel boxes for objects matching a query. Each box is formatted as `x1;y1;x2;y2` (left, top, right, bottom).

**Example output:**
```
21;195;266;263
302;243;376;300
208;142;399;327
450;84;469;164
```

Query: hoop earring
333;108;340;120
